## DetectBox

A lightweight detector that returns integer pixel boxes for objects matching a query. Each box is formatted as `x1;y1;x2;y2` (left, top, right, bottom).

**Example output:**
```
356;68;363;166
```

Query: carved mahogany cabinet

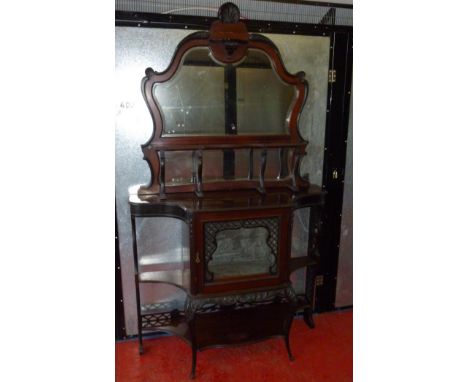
129;3;325;378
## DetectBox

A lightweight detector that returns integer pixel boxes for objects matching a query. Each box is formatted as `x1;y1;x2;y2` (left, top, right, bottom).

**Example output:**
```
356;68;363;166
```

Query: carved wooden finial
145;67;155;77
296;71;306;82
218;2;240;23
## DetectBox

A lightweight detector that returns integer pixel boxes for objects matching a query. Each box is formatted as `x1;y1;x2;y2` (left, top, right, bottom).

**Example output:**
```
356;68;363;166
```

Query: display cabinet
129;3;325;378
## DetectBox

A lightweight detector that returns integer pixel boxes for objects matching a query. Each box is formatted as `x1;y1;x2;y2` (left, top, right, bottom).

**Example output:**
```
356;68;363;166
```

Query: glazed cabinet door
192;208;292;294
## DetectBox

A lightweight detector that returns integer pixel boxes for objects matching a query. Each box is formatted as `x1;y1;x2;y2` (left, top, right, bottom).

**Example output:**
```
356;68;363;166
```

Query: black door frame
316;31;353;312
116;204;126;339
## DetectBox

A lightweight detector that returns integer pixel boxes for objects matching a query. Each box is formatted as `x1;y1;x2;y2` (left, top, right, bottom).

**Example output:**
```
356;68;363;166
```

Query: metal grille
141;301;184;329
185;285;297;318
115;0;353;26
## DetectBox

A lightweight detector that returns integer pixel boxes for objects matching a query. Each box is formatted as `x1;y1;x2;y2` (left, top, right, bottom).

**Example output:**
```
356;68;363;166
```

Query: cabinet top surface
129;184;325;218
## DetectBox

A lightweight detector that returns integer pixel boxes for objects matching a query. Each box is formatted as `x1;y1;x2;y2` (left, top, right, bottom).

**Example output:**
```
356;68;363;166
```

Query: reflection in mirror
252;148;282;179
234;149;250;180
237;50;295;135
156;48;225;136
202;151;224;183
165;151;194;185
162;148;293;187
154;47;296;136
235;148;292;180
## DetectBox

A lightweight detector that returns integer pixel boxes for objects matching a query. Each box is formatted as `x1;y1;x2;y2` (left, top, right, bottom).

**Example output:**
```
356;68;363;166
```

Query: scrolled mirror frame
138;3;310;197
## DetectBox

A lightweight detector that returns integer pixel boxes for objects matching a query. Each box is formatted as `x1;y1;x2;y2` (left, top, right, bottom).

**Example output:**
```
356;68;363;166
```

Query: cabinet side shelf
139;269;190;291
289;256;318;272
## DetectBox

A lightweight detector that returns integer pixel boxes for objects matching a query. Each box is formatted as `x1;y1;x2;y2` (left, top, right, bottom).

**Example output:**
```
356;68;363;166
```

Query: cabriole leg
190;346;197;379
303;306;315;329
284;334;295;361
304;261;318;329
188;315;197;379
284;310;295;361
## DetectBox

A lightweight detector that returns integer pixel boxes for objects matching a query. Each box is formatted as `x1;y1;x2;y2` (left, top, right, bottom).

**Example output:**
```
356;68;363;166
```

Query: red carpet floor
116;310;352;382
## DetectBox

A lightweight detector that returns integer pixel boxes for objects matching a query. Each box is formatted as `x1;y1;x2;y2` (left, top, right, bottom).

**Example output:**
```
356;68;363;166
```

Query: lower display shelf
141;301;186;330
140;301;294;350
139;249;190;266
139;269;190;290
142;321;192;345
139;292;313;334
137;284;313;378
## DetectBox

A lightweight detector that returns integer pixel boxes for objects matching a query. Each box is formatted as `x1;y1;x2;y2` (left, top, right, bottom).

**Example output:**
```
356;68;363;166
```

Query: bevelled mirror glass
155;47;225;136
154;47;295;136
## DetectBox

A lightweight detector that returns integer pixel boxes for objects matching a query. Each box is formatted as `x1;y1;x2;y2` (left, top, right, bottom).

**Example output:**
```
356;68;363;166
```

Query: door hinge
328;69;336;83
312;274;324;310
315;275;324;286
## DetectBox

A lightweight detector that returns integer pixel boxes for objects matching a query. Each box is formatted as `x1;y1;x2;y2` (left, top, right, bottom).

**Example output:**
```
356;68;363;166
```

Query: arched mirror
154;47;296;136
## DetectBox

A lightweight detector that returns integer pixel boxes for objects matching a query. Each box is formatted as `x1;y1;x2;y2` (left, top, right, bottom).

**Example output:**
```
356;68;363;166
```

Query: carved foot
303;307;315;329
284;336;294;361
190;347;197;379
